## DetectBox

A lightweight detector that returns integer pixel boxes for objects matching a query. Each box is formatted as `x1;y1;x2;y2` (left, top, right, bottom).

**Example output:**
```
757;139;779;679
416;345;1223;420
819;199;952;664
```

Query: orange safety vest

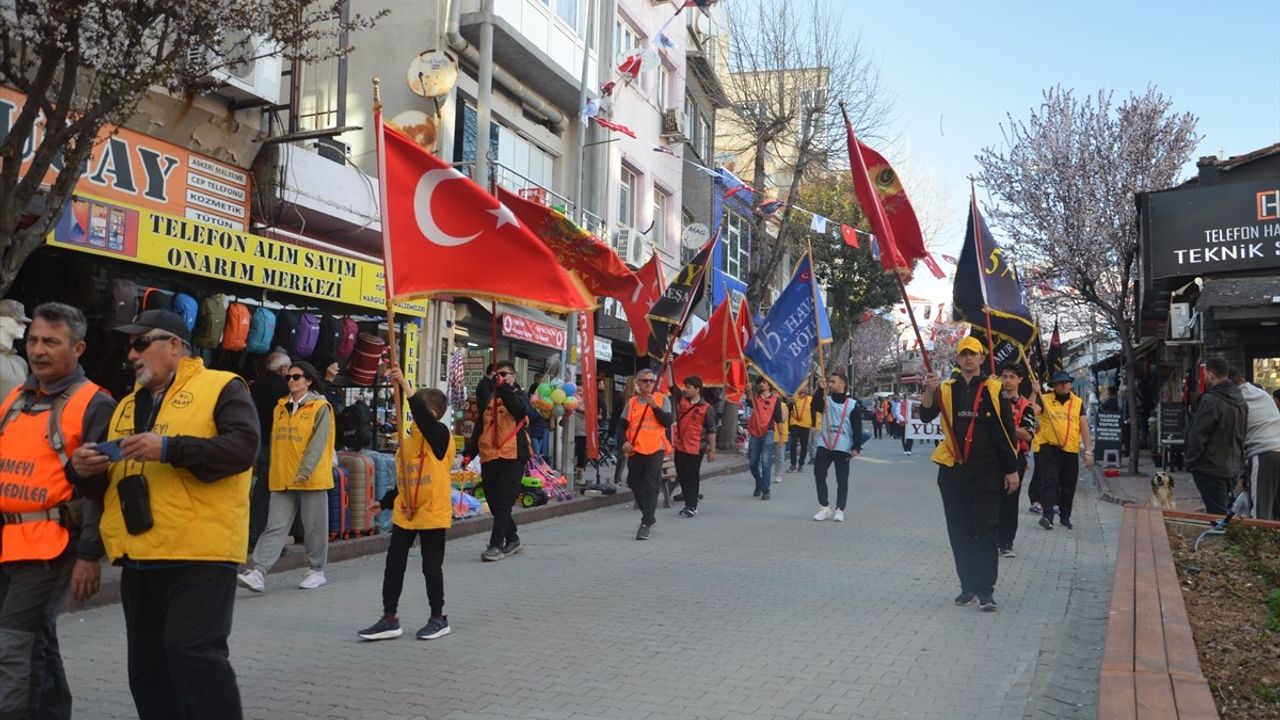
478;394;528;461
672;397;709;455
626;393;671;456
0;380;100;562
748;394;779;438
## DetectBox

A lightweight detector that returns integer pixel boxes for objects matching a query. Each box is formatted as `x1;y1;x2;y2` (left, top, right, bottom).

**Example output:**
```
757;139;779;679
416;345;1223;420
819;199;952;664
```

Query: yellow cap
956;336;986;355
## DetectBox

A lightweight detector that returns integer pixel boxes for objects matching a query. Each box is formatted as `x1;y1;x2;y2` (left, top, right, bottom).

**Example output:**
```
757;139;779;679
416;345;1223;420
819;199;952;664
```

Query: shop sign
1146;179;1280;279
1;86;251;229
1095;411;1122;457
48;192;425;316
594;336;613;362
500;313;565;349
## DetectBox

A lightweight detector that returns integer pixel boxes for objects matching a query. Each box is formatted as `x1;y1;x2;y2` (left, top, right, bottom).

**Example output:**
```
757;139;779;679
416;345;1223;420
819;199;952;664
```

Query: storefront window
1254;356;1280;392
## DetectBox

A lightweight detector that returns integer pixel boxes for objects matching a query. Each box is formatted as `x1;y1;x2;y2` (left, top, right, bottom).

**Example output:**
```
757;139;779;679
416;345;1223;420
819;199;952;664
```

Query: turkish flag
922;252;946;279
376;114;592;312
839;224;860;248
666;299;744;392
620;253;664;354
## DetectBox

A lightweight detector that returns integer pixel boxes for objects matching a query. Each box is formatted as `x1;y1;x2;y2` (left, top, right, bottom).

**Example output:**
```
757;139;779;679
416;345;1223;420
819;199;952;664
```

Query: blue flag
744;253;832;397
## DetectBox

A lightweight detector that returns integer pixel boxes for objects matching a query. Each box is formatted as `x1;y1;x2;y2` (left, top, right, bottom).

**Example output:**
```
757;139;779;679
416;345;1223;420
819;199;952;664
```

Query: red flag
725;298;754;403
376;114;591;311
839;224;860;248
617;54;643;80
621;254;664;354
580;313;599;460
840;108;924;278
922;252;946;279
497;186;640;300
596;117;637;138
669;300;742;390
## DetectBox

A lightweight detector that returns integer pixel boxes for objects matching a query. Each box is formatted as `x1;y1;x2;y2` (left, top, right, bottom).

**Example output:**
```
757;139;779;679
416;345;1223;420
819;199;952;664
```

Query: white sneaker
813;506;833;521
236;569;265;593
299;570;327;589
833;509;846;522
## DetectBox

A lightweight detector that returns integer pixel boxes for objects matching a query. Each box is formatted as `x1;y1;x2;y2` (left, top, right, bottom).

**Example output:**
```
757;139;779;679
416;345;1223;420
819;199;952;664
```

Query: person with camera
464;359;532;562
71;309;259;720
0;302;116;719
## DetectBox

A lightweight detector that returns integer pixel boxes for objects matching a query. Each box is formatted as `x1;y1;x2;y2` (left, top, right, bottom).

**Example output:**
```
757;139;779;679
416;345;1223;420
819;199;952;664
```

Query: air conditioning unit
186;33;284;105
615;227;650;266
660;108;688;142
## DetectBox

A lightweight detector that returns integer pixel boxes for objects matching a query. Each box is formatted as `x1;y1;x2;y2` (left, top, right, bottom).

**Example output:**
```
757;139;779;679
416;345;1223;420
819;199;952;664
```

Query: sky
833;0;1280;304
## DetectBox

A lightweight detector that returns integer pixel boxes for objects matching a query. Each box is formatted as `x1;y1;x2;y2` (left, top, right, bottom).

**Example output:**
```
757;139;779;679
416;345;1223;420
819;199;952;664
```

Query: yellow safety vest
394;425;455;530
101;358;252;563
268;395;335;492
930;376;1007;468
790;396;815;429
1036;392;1083;452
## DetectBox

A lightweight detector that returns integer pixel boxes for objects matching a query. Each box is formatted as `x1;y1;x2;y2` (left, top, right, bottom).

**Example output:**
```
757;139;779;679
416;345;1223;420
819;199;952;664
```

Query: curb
65;459;748;614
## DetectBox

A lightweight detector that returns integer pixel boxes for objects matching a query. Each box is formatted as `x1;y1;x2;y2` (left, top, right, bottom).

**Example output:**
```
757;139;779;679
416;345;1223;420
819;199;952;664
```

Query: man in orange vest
620;368;672;539
747;378;784;500
464;359;533;561
0;302;116;719
672;375;716;518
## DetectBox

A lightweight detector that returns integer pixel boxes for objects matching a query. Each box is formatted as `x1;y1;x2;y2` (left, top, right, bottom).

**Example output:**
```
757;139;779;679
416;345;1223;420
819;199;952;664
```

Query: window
455;101;499;177
699;112;713;159
619;166;637;228
555;0;579;34
652;190;669;252
455;101;555;189
657;66;669;110
723;210;751;279
615;19;639;58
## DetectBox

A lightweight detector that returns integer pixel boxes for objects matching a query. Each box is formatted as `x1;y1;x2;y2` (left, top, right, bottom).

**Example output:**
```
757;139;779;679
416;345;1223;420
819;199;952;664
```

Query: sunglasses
637;378;655;384
287;373;308;382
129;334;174;353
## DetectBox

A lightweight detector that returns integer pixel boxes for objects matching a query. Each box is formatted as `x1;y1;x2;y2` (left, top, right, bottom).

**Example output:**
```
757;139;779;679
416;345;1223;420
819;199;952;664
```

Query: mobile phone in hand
95;439;124;462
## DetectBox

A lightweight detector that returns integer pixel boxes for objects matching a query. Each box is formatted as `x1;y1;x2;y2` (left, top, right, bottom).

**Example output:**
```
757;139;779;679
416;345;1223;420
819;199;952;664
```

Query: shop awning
1090;337;1161;373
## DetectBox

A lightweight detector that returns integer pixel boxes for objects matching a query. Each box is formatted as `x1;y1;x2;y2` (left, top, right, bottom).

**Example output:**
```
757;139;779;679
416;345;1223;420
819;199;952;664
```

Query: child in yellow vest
358;368;456;641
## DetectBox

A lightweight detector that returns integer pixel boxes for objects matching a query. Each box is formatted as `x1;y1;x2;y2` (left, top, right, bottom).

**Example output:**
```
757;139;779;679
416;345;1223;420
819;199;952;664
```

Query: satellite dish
407;50;458;99
390;110;438;151
681;223;710;249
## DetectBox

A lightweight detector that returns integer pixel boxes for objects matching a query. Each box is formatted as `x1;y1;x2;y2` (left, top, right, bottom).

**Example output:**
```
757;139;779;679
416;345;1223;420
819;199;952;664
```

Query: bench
1099;506;1219;719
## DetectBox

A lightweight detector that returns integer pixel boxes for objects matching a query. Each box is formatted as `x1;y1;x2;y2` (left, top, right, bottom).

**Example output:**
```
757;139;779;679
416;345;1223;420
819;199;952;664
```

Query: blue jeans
748;435;774;493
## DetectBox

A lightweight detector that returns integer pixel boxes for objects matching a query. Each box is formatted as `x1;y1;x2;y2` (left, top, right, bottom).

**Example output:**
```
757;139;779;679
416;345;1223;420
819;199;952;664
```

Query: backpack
107;279;137;328
336;316;359;360
312;315;341;364
338;401;373;450
294;312;321;358
172;293;198;333
247;307;276;354
221;302;252;351
194;295;227;349
273;310;301;354
141;288;174;313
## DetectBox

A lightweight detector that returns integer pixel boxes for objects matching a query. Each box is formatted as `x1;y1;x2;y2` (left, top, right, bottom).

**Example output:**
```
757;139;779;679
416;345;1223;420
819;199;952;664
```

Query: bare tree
841;316;897;390
0;0;383;295
721;0;890;310
977;86;1198;473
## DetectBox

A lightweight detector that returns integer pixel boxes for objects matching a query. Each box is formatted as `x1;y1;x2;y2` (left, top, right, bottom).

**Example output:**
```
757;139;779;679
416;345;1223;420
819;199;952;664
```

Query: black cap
115;309;191;343
1049;370;1073;385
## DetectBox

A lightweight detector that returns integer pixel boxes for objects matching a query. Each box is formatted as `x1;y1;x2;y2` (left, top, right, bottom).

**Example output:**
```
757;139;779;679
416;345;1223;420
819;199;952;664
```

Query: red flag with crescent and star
663;299;744;393
620;253;665;354
375;113;593;312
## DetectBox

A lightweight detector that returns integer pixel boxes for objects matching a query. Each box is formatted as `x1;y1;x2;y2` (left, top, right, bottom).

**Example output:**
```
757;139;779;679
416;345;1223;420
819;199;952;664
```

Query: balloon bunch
531;379;580;419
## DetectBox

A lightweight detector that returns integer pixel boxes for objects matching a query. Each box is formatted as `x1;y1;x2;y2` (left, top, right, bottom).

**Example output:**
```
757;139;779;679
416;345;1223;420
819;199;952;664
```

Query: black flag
645;237;714;359
952;195;1038;348
1046;320;1063;374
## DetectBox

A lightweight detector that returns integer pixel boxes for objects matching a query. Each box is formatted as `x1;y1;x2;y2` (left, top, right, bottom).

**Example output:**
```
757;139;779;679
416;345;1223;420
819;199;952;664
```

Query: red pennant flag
497;186;640;300
941;254;958;264
840;108;924;278
621;254;664;354
922;252;946;279
376;114;591;312
617;54;643;80
596;117;637;138
839;224;860;248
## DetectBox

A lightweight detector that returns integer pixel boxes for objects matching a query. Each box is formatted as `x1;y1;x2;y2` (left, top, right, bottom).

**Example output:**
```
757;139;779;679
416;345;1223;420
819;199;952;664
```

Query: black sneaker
416;616;450;640
753;488;762;497
481;545;505;562
1038;516;1054;530
954;592;977;606
1000;546;1016;558
979;595;998;612
502;540;523;556
672;493;685;502
678;507;696;518
1059;517;1073;530
358;616;403;641
636;524;651;540
760;492;771;501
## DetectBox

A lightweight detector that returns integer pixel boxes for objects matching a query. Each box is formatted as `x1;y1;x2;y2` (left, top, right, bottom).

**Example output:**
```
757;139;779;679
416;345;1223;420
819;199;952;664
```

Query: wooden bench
1099;506;1219;719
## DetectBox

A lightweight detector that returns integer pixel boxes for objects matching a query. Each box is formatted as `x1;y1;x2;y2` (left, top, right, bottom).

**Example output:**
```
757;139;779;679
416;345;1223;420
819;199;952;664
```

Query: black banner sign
1146;179;1280;279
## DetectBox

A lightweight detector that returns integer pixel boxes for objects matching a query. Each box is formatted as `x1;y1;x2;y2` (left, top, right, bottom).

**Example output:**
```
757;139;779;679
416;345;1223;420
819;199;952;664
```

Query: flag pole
654;234;718;393
804;240;828;384
968;177;997;375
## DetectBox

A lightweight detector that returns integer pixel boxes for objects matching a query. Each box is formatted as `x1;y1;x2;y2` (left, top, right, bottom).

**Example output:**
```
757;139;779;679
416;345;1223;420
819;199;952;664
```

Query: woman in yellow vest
787;384;815;472
359;367;455;641
238;361;335;592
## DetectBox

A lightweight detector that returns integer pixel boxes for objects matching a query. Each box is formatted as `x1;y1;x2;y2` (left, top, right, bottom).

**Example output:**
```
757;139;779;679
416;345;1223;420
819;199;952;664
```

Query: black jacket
1185;380;1247;479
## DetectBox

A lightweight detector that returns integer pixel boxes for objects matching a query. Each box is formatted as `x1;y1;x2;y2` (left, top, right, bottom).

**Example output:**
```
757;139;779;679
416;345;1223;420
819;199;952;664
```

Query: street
63;439;1121;720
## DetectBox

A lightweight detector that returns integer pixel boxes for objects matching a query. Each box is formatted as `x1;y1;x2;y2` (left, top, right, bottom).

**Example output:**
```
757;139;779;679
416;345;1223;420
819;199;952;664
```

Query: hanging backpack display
194;295;227;349
295;312;321;358
246;307;277;354
347;333;386;386
172;293;198;333
141;288;174;313
273;309;301;354
312;314;341;363
108;279;138;328
222;302;252;351
336;316;359;360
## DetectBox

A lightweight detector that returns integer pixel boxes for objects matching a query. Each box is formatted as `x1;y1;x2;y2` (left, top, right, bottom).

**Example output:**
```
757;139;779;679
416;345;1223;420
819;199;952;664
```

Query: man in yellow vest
919;336;1019;612
787;384;815;473
71;309;260;720
1034;370;1093;530
621;368;672;539
0;303;116;720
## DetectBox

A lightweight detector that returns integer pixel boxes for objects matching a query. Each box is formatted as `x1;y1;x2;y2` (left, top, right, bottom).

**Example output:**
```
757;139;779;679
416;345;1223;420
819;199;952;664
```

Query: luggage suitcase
328;466;350;540
361;450;398;533
337;451;376;536
347;332;386;386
